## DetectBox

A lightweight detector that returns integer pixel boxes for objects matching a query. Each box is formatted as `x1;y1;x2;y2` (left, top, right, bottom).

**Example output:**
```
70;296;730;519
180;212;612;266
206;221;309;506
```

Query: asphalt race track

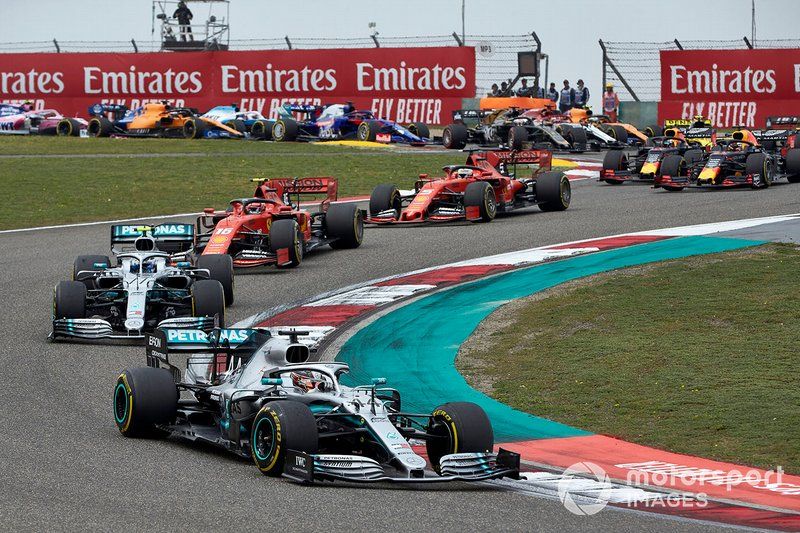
3;170;797;531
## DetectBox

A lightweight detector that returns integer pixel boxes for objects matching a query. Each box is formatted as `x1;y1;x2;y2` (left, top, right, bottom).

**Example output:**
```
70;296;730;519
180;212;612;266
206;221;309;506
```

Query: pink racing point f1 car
0;102;86;136
366;149;570;224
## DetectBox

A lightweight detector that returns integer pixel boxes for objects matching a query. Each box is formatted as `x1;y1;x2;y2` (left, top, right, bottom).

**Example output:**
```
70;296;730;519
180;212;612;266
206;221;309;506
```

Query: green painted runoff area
337;235;764;442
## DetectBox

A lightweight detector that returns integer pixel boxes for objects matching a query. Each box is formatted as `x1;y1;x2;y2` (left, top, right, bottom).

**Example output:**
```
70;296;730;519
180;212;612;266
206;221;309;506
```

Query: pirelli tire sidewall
114;367;178;438
425;401;494;474
251;401;318;477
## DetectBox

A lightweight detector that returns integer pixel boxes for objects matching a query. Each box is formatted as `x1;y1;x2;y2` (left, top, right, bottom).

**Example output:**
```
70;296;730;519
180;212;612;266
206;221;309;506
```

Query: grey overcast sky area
2;0;798;109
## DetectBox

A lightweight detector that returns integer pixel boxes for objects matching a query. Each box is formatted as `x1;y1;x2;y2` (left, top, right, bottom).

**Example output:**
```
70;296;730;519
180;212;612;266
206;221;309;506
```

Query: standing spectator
489;83;500;97
516;78;532;97
173;1;194;42
575;79;590;108
547;82;559;103
532;82;545;98
603;82;620;121
500;81;510;96
559;80;575;113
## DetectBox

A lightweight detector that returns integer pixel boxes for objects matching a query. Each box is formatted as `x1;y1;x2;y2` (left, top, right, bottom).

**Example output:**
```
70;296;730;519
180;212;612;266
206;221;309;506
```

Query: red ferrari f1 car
196;177;363;269
366;149;570;224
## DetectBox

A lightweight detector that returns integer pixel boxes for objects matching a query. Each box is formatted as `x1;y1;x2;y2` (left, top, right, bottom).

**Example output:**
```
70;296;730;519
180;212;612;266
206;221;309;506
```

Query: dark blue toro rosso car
271;103;430;145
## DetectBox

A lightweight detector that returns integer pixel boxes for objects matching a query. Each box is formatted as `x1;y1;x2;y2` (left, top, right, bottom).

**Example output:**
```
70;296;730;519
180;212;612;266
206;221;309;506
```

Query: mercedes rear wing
146;327;271;382
110;223;195;254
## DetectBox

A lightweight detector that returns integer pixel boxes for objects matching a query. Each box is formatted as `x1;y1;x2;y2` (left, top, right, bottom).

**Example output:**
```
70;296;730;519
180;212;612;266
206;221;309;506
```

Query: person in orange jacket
603;82;620;122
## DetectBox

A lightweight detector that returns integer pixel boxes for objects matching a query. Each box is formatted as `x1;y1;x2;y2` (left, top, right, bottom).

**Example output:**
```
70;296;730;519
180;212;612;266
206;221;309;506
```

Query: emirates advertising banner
660;48;800;128
0;47;475;123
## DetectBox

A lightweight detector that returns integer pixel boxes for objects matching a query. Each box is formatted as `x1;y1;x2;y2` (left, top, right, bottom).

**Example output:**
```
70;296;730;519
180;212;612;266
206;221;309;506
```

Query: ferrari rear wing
253;177;339;202
468;149;553;169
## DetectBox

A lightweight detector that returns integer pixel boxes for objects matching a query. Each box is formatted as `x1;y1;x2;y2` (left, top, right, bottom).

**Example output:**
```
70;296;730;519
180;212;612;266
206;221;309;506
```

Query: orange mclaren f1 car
366;149;570;224
196;177;363;269
86;102;243;139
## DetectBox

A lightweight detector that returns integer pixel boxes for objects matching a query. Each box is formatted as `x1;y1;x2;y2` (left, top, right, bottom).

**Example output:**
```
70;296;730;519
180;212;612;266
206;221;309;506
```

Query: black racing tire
644;125;663;137
269;219;303;268
183;117;208;140
659;154;687;181
250;119;275;140
196;254;235;306
272;119;299;142
443;123;468;149
369;184;401;217
73;254;111;288
53;281;86;319
407;121;430;139
565;126;587;147
463;181;497;222
192;279;226;326
746;153;772;189
606;124;629;144
785;148;800;183
507;126;528;150
326;203;364;249
229;119;247;134
56;118;82;137
87;117;113;138
426;402;494;474
602;149;627;171
683;148;704;167
357;120;382;142
251;400;319;476
536;171;571;211
114;367;178;438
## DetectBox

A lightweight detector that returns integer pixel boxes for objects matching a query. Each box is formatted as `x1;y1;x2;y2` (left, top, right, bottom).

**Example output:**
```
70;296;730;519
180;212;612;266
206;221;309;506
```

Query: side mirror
371;377;387;386
261;376;281;386
203;207;215;214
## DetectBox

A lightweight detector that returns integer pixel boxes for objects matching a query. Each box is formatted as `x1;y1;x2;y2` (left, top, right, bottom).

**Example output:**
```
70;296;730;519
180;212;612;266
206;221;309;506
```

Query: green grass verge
457;244;800;472
0;138;456;229
0;137;568;230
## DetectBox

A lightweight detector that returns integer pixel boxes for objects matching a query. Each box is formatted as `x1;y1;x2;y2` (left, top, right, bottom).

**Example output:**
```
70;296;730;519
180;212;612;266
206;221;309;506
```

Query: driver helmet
142;259;157;274
21;100;33;111
245;202;263;214
291;371;324;393
456;167;474;178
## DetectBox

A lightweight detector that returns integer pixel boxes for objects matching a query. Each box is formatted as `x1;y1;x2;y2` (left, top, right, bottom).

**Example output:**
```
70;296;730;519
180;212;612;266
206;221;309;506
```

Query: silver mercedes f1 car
52;224;232;341
113;327;520;484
